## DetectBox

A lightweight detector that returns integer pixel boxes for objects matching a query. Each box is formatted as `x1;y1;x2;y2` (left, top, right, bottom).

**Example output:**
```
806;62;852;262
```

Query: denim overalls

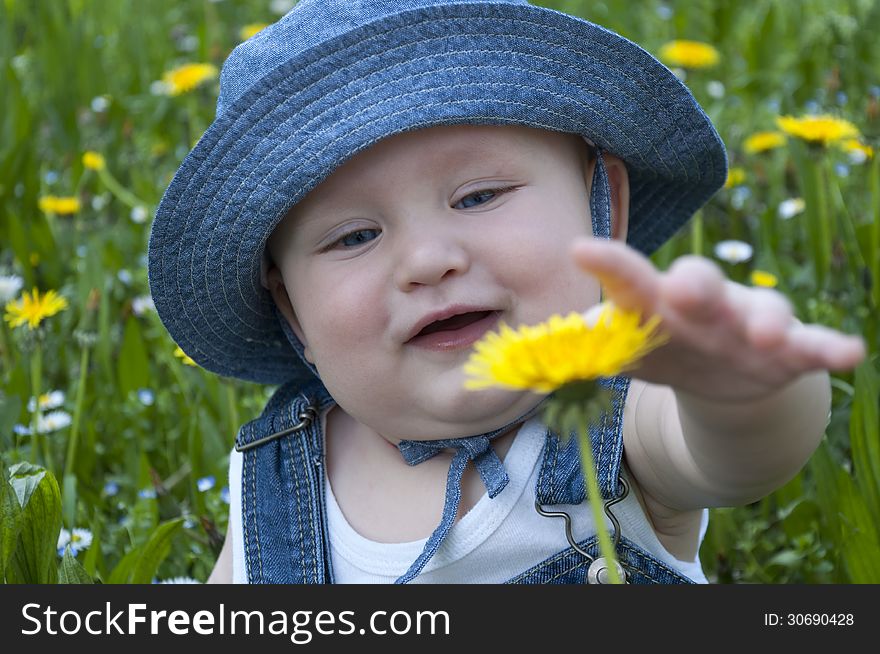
234;376;698;584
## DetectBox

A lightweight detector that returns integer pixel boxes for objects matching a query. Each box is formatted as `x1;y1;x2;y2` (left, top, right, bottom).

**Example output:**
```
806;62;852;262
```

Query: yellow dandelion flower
240;23;269;41
750;270;778;288
743;131;786;154
38;195;81;215
658;40;720;70
724;167;746;189
82;151;106;171
173;346;198;367
161;63;218;96
4;288;69;330
775;114;859;147
839;139;874;161
463;304;668;394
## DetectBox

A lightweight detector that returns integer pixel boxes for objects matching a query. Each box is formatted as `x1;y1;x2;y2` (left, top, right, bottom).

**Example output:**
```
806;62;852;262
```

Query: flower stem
690;210;703;256
64;344;90;481
811;155;832;289
97;168;147;210
870;154;880;311
0;320;12;381
30;340;43;466
225;381;239;442
576;417;623;584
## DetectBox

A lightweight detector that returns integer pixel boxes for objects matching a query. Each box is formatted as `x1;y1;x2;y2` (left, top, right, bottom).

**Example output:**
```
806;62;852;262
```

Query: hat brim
149;2;726;385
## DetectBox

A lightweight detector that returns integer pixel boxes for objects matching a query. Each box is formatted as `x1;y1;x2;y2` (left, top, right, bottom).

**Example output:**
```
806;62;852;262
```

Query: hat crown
217;0;529;115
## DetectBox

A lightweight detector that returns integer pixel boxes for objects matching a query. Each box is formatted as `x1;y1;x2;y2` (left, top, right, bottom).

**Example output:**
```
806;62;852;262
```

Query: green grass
1;0;878;583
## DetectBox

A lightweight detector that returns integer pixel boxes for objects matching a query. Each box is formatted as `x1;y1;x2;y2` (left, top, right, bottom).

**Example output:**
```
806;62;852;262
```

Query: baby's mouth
416;311;494;336
407;310;501;351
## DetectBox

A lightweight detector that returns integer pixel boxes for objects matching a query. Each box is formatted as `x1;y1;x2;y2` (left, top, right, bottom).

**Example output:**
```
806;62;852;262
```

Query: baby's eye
321;229;381;252
333;228;380;249
454;187;511;210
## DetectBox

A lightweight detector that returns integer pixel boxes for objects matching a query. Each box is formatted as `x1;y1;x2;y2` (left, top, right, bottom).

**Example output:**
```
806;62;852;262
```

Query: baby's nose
393;235;471;290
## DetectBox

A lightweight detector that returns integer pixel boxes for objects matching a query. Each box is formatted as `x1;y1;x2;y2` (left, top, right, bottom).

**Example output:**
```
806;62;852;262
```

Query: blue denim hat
148;0;727;385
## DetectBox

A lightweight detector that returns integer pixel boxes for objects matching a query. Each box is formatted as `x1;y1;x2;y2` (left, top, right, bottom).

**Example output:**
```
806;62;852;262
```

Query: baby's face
268;124;623;441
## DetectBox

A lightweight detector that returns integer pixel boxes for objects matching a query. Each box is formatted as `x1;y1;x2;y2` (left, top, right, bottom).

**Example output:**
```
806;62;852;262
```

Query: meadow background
1;0;878;584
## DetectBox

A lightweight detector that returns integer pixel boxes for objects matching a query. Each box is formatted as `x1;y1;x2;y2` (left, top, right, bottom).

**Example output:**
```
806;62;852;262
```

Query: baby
148;0;865;584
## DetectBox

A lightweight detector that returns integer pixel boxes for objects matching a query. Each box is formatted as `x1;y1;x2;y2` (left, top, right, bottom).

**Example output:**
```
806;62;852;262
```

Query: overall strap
236;382;333;583
534;374;631;505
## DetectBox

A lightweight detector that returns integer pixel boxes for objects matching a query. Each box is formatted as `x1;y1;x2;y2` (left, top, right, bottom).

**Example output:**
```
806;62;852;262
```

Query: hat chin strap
273;150;613;583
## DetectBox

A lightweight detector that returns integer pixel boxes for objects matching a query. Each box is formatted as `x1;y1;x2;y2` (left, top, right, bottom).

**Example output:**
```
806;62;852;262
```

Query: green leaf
117;316;151;397
850;362;880;523
107;518;185;584
0;392;22;448
8;461;47;508
1;465;23;581
62;473;77;531
58;546;95;584
767;549;802;569
131;518;184;584
81;516;102;578
106;546;142;585
8;465;62;583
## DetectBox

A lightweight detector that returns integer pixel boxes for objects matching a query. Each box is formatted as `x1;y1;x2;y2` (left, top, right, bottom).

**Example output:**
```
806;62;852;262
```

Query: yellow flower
173;346;198;367
82;151;106;171
750;270;778;288
724;167;746;188
775;114;859;147
38;195;80;215
839;139;874;161
240;23;269;41
658;40;720;69
161;63;218;96
4;288;69;330
463;304;668;393
743;131;786;154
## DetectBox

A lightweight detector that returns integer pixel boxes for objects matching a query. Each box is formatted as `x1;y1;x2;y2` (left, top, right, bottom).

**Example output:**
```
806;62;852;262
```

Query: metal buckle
234;405;318;452
534;476;630;583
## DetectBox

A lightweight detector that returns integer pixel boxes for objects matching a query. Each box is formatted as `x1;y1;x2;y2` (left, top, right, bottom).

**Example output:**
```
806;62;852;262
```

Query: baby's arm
573;238;866;511
206;522;233;583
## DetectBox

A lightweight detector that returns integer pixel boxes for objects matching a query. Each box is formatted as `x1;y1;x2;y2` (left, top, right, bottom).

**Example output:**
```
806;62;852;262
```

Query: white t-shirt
229;413;709;583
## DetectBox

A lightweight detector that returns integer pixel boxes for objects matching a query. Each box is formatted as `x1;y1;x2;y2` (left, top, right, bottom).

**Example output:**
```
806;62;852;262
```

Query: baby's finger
745;289;793;349
571;238;660;312
662;255;727;321
786;322;867;372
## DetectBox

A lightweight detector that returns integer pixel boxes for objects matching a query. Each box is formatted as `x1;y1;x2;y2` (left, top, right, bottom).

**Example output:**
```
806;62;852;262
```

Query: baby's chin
397;387;545;441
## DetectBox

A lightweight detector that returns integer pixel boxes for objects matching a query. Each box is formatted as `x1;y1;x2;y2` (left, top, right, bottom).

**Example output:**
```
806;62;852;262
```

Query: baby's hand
572;238;867;403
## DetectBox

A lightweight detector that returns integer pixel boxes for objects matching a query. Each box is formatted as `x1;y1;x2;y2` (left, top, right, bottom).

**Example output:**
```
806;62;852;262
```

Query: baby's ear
264;263;314;363
603;153;630;243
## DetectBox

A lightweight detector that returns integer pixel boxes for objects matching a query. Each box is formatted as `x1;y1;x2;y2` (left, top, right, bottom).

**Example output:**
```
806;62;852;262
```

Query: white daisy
90;96;110;113
130;206;149;224
57;528;93;556
778;198;806;220
28;390;65;413
0;274;24;304
36;410;72;434
706;80;725;99
132;295;156;316
714;240;753;264
156;576;201;584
